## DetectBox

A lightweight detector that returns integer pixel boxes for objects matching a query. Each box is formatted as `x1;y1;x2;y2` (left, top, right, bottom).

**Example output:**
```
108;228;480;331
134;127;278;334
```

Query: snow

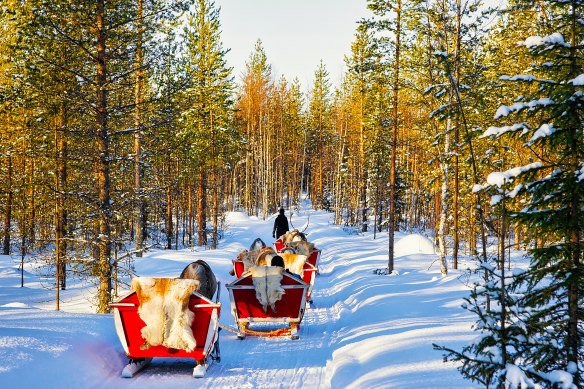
494;105;511;119
493;99;554;120
577;163;584;182
527;123;556;145
568;73;584;85
486;162;544;188
472;184;484;193
393;233;437;256
433;50;449;57
522;33;566;48
487;172;510;188
490;195;503;206
512;268;525;277
504;364;537;389
538;369;576;389
481;123;527;138
499;75;554;84
0;203;490;388
500;74;537;82
508;184;523;199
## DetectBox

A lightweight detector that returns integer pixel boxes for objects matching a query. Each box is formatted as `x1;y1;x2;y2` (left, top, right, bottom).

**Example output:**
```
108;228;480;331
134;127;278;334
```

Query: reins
218;323;297;338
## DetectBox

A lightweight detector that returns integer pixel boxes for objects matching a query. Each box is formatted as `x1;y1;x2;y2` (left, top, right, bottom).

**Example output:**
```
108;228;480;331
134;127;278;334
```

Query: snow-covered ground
0;205;522;388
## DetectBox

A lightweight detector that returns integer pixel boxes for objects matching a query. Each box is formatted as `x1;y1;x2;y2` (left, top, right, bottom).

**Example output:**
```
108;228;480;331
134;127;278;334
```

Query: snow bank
394;233;437;256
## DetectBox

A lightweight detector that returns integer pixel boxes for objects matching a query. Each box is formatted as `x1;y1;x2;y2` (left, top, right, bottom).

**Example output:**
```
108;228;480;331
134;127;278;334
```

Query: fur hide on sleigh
280;253;308;277
131;277;200;352
249;266;285;312
237;247;276;272
281;229;307;245
285;241;315;257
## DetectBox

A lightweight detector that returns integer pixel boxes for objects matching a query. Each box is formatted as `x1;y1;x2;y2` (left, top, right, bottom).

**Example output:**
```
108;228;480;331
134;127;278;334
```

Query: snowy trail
0;208;483;388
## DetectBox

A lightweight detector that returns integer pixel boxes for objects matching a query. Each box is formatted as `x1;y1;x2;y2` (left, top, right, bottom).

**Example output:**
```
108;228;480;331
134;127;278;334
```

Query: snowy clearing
0;207;527;388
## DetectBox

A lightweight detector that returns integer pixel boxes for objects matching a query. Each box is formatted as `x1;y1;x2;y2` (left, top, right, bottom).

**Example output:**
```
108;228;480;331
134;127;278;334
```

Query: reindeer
179;260;217;300
282;212;310;244
249;237;266;251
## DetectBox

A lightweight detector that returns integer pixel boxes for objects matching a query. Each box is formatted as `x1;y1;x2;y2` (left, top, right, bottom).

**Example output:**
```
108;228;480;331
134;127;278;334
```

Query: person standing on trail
272;208;289;239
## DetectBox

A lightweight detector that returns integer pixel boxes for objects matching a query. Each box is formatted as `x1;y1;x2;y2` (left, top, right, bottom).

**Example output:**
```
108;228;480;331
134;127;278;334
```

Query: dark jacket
273;213;289;238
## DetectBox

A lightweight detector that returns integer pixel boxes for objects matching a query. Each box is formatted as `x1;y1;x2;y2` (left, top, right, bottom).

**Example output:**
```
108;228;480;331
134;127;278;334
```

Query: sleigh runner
110;287;221;378
225;270;310;339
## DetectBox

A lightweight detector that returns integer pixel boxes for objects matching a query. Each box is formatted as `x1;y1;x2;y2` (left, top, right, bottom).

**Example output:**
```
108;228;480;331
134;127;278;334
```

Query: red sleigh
273;238;321;267
110;288;221;378
231;257;317;302
225;271;309;339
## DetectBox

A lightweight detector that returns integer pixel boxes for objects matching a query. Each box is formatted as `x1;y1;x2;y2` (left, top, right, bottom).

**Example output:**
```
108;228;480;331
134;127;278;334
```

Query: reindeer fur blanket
282;229;307;245
286;241;315;256
236;249;261;272
131;277;200;352
238;247;276;272
249;266;285;312
280;253;308;277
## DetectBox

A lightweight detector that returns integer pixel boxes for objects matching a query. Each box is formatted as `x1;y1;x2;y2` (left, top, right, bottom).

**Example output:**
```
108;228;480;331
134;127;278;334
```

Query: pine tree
345;26;379;232
16;0;184;312
180;0;234;248
235;40;272;216
434;189;529;388
459;0;584;385
306;60;333;210
365;0;407;274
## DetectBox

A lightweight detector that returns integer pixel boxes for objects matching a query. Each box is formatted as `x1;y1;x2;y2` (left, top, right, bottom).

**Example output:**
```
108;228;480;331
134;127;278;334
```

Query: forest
0;0;582;387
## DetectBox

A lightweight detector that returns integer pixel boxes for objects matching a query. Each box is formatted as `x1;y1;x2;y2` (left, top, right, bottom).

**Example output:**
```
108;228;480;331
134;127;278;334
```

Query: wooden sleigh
110;286;221;378
273;238;322;267
225;270;309;339
231;257;317;302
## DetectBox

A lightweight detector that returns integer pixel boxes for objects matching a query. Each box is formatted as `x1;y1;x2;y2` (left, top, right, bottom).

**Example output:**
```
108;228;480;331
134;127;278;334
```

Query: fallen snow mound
395;233;437;256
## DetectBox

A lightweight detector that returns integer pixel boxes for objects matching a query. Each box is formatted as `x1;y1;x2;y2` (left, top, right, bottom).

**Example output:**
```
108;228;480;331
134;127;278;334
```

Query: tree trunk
567;6;580;373
388;0;402;274
166;182;172;249
452;0;462;270
188;183;193;246
174;178;179;249
56;103;68;290
198;168;207;246
134;0;145;257
499;198;508;366
360;77;367;232
3;154;12;255
211;150;218;249
96;0;113;313
438;117;450;276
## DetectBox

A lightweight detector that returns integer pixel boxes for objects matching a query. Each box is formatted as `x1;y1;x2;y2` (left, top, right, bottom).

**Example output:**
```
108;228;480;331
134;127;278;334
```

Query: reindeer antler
301;214;310;233
289;211;309;234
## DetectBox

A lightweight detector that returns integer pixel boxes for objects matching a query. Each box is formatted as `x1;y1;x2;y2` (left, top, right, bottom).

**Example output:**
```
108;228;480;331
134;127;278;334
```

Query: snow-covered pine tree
475;0;584;385
435;184;535;388
434;259;528;387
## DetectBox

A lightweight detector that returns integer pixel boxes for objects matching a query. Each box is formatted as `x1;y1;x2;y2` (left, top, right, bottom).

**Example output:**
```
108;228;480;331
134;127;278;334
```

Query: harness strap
218;323;297;338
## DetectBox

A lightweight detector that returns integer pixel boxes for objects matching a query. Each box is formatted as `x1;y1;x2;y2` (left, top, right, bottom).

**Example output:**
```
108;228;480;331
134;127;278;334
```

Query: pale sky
216;0;370;89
